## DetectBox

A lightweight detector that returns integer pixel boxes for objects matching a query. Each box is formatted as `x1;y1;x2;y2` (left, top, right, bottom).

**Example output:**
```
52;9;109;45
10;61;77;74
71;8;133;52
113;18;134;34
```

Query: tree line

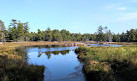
0;19;137;42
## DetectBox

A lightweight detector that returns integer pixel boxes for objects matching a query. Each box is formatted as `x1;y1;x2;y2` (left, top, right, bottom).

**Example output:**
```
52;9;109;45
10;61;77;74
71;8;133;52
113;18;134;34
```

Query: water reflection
38;50;70;59
17;44;122;81
22;46;86;81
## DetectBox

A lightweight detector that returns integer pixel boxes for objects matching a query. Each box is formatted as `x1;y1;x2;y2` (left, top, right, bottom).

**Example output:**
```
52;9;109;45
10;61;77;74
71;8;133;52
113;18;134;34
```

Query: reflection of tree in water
16;47;29;63
18;46;70;61
38;50;70;59
45;52;51;59
61;50;70;55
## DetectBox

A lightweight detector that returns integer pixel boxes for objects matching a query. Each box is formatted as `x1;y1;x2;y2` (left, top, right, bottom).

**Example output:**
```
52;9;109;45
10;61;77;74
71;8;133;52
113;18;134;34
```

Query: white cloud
104;5;127;11
127;0;137;3
117;12;137;22
104;5;116;10
116;7;127;10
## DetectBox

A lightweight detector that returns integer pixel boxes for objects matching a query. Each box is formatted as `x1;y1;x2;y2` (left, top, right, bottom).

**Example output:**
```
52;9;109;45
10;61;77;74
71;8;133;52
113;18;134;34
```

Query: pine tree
8;19;18;41
97;26;104;42
45;27;52;41
17;21;25;41
129;29;136;42
24;22;29;41
61;29;70;41
52;29;63;41
0;20;5;42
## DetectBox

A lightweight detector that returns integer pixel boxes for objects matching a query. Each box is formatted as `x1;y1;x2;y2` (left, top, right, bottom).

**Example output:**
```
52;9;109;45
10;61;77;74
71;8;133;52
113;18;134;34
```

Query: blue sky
0;0;137;34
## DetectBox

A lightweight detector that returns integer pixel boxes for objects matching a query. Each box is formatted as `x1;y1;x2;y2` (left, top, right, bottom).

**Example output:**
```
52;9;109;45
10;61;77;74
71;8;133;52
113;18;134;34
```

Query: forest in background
0;19;137;42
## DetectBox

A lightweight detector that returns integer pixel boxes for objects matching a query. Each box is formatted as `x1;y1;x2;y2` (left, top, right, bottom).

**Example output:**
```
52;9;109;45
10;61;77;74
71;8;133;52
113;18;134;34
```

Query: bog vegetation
0;19;137;81
0;19;137;42
75;45;137;81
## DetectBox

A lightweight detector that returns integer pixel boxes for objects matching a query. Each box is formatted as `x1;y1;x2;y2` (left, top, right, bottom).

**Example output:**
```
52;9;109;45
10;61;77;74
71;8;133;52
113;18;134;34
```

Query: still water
24;44;122;81
25;46;85;81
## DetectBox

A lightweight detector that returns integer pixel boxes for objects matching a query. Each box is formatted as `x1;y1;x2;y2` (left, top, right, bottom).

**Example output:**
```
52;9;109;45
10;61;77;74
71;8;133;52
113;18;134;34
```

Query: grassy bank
75;45;137;81
104;42;137;45
0;42;76;81
0;42;76;58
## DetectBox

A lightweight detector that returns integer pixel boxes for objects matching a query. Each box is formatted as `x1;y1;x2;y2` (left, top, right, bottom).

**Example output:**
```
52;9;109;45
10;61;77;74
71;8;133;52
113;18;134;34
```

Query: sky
0;0;137;34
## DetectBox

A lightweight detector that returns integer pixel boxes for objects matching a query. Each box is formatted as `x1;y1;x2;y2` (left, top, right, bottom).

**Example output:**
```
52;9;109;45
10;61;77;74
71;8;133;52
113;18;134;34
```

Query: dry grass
103;42;137;45
0;41;77;59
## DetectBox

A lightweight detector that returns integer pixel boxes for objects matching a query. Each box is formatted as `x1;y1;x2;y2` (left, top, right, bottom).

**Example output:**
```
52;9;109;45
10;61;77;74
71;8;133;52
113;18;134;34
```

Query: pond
23;44;122;81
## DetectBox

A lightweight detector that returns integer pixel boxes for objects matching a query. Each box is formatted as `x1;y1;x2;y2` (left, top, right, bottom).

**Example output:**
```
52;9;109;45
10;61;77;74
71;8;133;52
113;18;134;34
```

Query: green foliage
17;22;25;41
0;20;6;42
24;22;29;41
61;29;70;41
45;27;52;41
8;19;29;42
1;19;137;42
71;33;82;41
97;26;104;42
52;29;63;41
82;33;91;41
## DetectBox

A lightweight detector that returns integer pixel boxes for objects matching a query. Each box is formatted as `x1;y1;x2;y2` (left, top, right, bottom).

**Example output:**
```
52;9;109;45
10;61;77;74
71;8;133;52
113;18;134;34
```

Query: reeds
0;57;45;81
75;45;137;81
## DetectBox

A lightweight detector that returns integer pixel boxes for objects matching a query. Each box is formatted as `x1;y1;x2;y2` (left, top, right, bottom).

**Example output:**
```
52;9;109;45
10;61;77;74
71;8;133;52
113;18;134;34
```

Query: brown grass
0;41;77;59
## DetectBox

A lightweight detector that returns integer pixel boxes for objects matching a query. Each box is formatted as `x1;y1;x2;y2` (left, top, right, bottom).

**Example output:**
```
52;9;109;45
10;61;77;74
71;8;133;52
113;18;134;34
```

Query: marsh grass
101;42;137;45
75;45;137;81
0;42;74;81
0;57;45;81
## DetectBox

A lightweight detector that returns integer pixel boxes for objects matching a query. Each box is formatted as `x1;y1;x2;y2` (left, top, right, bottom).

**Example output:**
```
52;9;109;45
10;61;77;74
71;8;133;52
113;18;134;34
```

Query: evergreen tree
0;20;5;42
45;27;52;41
112;34;117;42
92;33;97;41
82;33;91;41
97;26;104;42
37;29;43;41
24;22;29;41
17;21;25;41
117;33;121;42
52;29;63;41
1;19;137;42
8;19;18;41
129;29;136;42
120;32;126;42
61;29;70;41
